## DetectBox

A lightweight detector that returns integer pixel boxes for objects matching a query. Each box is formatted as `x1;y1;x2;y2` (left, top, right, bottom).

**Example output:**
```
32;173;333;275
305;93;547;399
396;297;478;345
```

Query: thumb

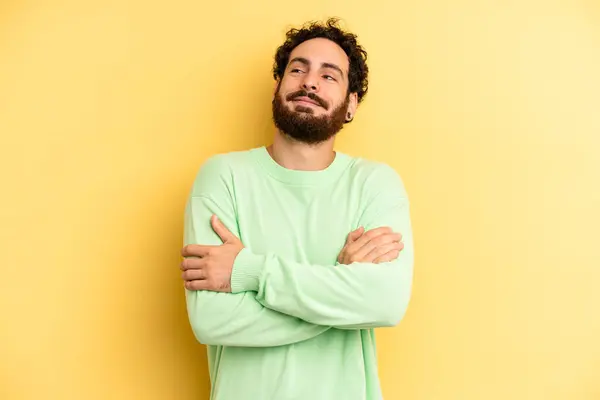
346;226;364;244
211;215;237;244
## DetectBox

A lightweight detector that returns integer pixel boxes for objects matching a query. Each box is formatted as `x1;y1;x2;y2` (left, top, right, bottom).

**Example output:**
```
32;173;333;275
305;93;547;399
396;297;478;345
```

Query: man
179;18;414;400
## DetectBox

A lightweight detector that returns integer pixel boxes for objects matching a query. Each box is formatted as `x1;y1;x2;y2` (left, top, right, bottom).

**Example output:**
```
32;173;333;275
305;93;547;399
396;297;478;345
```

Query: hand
180;215;244;292
337;226;403;264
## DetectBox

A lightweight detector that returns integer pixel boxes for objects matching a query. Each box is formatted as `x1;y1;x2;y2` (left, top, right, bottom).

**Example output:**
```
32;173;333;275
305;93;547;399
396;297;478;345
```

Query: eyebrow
289;57;345;80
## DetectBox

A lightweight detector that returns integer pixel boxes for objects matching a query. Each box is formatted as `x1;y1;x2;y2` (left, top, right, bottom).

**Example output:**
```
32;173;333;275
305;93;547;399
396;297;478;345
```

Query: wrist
230;248;266;293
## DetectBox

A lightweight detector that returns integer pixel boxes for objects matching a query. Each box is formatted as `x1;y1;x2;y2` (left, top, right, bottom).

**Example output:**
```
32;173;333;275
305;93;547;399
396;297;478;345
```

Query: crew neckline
250;146;352;186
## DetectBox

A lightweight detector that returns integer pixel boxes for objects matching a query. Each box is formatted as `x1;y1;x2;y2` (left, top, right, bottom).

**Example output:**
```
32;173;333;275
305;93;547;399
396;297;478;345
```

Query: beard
272;87;349;145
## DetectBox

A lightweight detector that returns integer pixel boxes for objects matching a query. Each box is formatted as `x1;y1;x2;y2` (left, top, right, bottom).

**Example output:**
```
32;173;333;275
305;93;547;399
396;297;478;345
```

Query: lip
292;97;320;107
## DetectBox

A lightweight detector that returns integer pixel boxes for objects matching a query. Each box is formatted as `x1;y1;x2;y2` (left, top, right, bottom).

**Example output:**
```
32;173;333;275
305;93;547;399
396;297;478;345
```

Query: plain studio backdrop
1;0;599;399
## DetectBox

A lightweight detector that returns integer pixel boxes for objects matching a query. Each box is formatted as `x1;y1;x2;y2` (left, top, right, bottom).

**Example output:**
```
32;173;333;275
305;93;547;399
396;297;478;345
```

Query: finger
364;240;403;263
182;269;206;281
180;257;206;271
181;244;216;258
185;280;210;291
345;226;364;244
373;249;400;263
346;226;393;254
352;232;402;261
210;215;238;244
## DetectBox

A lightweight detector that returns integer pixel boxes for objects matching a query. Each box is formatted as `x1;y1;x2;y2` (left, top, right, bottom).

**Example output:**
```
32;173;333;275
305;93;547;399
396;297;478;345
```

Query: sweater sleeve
183;157;330;347
230;164;414;329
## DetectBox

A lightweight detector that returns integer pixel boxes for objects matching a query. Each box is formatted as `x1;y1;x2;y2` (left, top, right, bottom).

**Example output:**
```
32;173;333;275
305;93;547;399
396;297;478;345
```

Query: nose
301;73;319;92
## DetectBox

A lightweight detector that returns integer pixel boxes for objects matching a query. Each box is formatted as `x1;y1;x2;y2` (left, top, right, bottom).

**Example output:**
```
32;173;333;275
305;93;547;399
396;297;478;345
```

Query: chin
294;106;322;116
296;110;316;117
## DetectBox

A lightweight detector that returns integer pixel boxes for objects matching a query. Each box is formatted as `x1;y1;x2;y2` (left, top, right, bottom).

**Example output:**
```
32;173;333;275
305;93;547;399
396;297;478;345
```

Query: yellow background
1;0;599;399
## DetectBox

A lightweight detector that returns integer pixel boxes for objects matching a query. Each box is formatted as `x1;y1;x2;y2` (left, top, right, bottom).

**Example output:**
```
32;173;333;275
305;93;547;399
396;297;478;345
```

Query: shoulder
189;148;255;196
345;155;408;199
199;148;254;172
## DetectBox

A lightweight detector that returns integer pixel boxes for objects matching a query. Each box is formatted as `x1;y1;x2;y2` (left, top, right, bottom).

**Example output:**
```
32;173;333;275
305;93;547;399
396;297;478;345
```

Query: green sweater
183;146;414;400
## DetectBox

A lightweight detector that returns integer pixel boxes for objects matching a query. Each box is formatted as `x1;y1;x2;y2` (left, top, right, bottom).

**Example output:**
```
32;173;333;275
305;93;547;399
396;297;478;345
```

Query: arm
231;164;414;329
183;157;330;347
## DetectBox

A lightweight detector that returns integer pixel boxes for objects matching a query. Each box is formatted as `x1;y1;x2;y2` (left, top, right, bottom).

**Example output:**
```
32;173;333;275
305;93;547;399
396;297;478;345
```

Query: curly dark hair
272;18;369;103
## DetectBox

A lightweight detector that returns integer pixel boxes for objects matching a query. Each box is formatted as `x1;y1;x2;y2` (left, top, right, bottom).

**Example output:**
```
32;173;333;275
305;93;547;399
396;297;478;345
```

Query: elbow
377;301;409;327
190;325;209;345
189;318;211;345
187;302;223;346
189;318;222;346
372;278;413;327
186;291;228;346
379;260;414;327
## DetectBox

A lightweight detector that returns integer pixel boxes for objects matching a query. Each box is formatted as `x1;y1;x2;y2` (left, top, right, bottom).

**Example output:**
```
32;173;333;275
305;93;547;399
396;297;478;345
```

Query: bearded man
179;18;414;400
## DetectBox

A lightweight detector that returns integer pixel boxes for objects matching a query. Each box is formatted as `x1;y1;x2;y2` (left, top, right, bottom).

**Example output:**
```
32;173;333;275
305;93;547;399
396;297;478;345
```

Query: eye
323;75;336;81
290;68;304;74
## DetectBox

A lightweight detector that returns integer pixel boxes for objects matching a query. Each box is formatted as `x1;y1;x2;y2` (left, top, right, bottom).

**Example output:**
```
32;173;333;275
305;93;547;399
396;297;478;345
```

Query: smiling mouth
292;97;321;107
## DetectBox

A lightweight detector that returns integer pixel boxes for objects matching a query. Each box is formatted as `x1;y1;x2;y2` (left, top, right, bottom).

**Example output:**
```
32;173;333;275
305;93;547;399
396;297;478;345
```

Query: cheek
324;95;343;111
279;76;300;92
320;86;342;104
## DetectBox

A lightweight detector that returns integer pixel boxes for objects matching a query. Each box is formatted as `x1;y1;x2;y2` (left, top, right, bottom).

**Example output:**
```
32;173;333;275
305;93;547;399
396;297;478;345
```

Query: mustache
285;90;329;110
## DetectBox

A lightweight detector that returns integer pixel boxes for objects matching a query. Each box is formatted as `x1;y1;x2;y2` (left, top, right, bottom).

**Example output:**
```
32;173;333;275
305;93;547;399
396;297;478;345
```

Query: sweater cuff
230;248;266;293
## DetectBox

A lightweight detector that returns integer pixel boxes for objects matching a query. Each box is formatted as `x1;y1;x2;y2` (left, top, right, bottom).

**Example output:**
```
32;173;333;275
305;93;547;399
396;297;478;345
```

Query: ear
346;92;359;122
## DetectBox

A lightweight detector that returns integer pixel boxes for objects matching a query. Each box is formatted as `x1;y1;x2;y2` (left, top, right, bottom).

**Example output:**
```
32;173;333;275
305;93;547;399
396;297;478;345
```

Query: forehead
288;38;349;74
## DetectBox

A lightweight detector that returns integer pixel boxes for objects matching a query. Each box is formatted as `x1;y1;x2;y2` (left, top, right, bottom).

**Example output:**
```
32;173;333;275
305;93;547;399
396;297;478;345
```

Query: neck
266;131;336;171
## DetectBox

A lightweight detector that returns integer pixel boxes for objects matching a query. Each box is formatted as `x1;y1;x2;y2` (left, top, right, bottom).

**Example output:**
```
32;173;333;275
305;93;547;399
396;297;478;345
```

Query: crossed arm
181;165;414;347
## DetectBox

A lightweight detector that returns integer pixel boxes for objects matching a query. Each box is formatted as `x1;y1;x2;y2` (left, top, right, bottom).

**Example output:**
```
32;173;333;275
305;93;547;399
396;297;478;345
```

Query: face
272;38;358;145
